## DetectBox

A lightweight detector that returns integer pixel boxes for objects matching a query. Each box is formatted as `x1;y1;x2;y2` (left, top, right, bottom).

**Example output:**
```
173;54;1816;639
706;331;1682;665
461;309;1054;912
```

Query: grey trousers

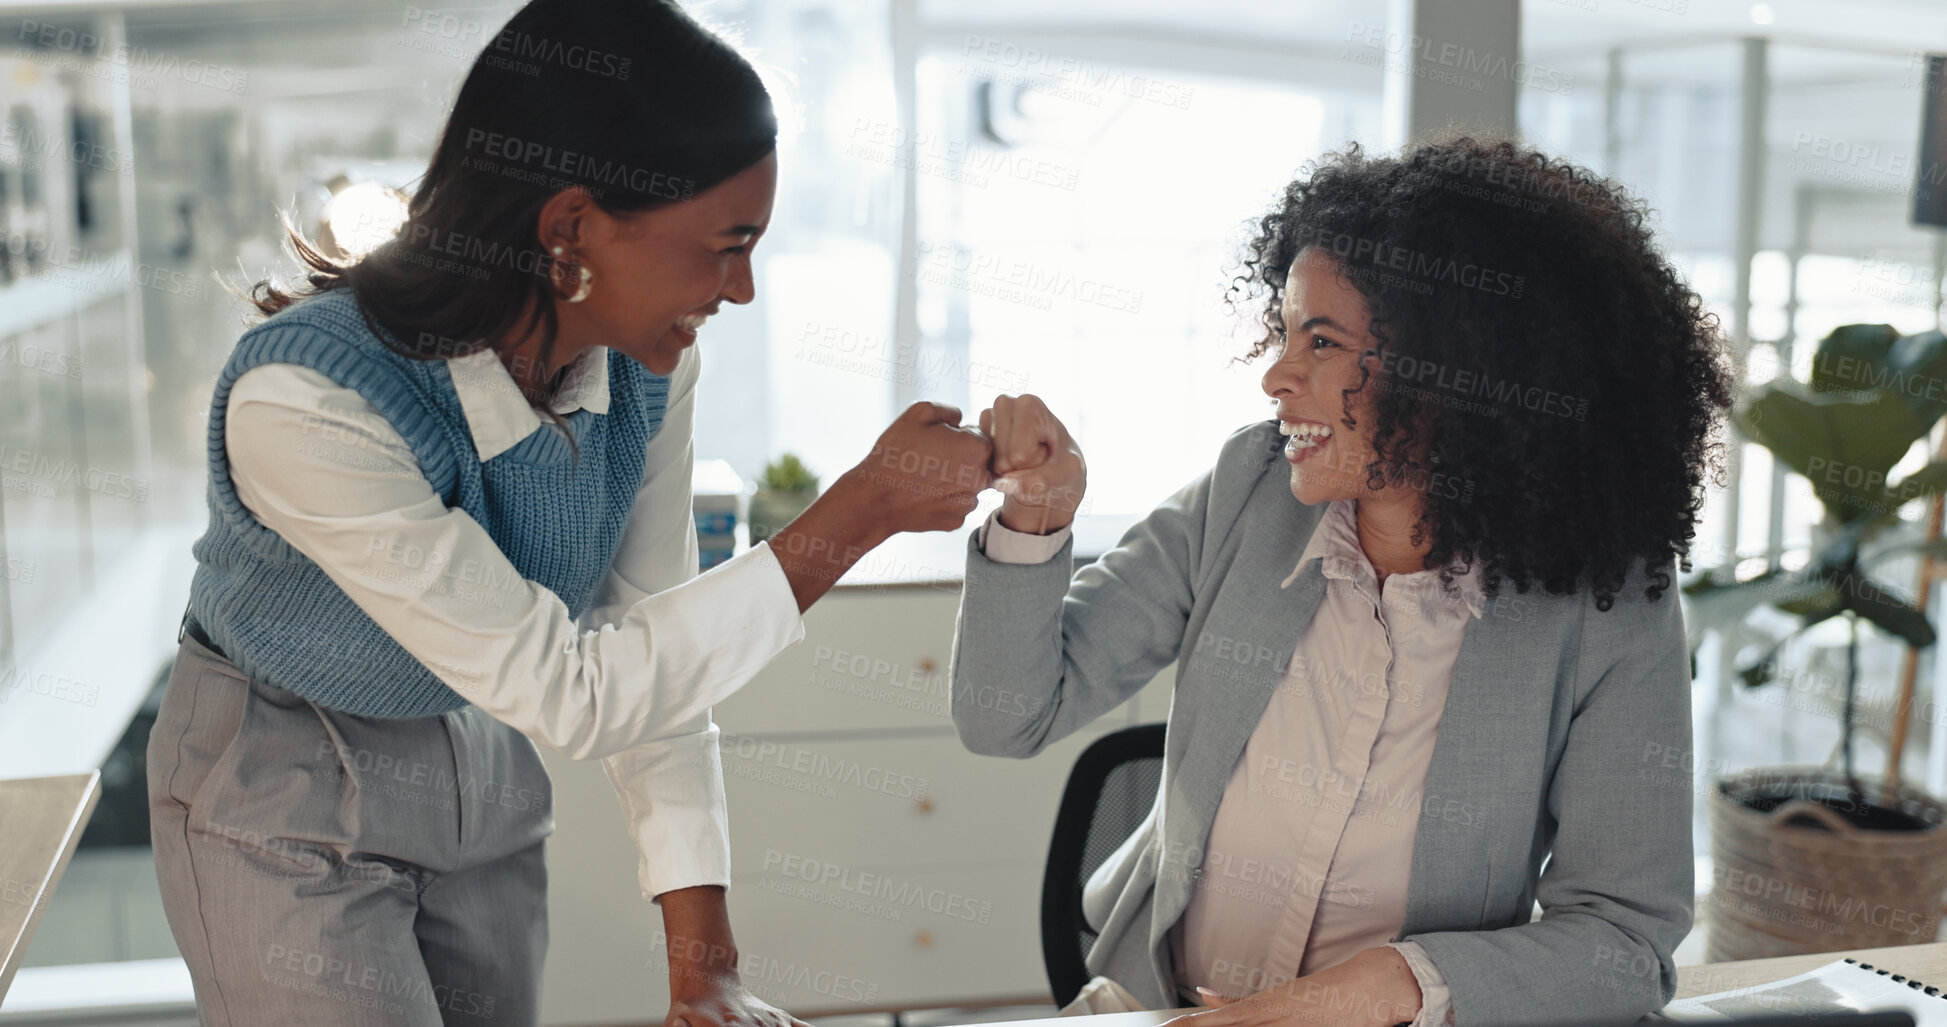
147;630;553;1025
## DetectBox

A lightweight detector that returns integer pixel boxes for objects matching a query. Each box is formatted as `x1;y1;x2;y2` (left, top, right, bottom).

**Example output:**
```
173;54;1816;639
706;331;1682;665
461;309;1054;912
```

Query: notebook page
1656;959;1947;1025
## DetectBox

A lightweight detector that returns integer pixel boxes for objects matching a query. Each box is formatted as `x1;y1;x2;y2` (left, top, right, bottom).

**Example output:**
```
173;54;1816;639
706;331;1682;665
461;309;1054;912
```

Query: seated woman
952;137;1732;1027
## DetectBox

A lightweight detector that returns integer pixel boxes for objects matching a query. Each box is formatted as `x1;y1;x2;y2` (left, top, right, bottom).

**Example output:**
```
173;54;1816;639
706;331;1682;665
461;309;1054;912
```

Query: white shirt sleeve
976;508;1073;564
1388;941;1456;1027
223;358;805;768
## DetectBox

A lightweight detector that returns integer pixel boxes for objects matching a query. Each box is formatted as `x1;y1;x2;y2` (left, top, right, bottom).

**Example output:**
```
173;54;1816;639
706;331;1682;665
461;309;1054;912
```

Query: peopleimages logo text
461;129;692;199
1303;228;1526;299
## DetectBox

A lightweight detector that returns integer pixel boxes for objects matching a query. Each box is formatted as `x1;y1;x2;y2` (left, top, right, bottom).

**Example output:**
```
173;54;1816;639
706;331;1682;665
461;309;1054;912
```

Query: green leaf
1738;385;1931;523
1809;323;1901;394
1734;628;1800;688
1866;535;1947;568
1702;562;1931;648
1736;619;1791;689
1738;659;1777;688
1777;587;1844;620
1837;573;1937;648
1681;571;1835;653
1885;330;1947;428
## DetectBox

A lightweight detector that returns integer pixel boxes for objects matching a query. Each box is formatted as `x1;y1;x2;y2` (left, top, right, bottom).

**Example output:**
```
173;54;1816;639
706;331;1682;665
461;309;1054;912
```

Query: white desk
959;942;1947;1027
0;773;101;1000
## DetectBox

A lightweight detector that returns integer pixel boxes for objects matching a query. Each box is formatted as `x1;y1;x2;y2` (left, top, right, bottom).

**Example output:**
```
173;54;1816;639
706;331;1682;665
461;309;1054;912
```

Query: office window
904;62;1351;514
718;31;1373;512
1522;28;1947;847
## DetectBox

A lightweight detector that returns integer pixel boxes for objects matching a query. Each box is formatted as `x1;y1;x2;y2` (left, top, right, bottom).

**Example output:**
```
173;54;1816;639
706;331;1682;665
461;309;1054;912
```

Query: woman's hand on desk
1167;947;1424;1027
978;393;1087;536
666;976;806;1027
658;886;812;1027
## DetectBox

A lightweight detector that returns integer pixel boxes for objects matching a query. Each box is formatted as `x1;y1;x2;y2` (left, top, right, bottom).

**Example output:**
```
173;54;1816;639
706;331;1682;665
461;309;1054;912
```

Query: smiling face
1261;246;1415;509
550;151;778;376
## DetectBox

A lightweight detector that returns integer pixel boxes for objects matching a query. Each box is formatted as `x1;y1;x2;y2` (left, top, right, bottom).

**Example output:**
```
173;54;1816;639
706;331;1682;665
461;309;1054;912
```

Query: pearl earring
550;245;593;304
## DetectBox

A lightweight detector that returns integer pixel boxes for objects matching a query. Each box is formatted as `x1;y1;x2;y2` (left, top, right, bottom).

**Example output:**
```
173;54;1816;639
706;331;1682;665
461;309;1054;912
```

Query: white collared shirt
224;341;806;901
981;500;1470;1025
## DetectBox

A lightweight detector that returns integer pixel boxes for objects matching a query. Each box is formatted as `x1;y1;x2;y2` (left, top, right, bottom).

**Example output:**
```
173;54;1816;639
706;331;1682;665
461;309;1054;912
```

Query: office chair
1040;722;1167;1009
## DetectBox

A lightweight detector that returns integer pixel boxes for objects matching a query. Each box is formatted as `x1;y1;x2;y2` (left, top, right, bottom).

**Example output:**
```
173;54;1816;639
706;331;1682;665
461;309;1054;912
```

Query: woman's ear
535;186;597;254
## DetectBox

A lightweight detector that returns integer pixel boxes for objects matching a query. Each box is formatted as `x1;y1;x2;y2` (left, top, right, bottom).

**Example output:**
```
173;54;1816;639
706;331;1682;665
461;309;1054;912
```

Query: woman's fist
847;401;994;534
978;394;1086;535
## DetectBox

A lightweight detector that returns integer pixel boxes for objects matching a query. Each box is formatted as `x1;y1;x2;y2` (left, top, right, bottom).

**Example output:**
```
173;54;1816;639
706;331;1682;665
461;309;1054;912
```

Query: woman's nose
723;254;756;305
1261;352;1304;400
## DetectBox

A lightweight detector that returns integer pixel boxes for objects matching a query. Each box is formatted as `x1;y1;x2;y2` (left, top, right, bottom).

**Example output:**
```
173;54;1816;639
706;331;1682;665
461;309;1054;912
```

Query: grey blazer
950;420;1694;1027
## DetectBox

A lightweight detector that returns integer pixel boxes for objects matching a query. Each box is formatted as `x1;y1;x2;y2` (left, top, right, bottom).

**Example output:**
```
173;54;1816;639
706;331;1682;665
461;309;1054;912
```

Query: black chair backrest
1040;722;1167;1009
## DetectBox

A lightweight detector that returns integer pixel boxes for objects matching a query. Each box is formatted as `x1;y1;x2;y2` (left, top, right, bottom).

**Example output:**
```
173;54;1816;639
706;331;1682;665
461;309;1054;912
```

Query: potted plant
747;453;819;545
1684;323;1947;960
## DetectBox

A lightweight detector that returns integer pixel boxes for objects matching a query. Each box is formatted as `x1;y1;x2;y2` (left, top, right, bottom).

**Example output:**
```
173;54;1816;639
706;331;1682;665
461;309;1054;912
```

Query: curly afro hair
1229;136;1736;610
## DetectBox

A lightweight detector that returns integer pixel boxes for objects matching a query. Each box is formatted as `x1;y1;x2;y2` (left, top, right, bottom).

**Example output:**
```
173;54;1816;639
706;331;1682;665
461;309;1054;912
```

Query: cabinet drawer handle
919;658;937;673
916;796;934;814
915;929;935;949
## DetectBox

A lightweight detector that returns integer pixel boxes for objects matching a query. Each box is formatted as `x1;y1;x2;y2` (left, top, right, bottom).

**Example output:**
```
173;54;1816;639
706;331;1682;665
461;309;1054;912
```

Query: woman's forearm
952;468;1211;758
1355;945;1425;1026
766;469;893;613
658;885;742;997
1189;946;1423;1027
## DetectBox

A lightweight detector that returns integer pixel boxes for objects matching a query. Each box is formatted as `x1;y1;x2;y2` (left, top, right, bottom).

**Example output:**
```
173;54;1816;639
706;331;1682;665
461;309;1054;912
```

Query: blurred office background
0;0;1944;1023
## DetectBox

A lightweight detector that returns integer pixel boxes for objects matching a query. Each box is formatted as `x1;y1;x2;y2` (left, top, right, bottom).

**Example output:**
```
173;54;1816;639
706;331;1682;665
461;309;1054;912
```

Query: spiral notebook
1656;958;1947;1025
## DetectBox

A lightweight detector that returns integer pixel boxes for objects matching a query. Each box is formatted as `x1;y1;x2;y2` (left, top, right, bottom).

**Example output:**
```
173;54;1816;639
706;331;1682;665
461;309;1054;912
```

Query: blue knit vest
186;288;668;718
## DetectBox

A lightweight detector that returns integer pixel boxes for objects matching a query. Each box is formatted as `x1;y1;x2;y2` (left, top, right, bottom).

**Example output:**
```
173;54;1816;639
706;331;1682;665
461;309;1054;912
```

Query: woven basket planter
1706;766;1947;962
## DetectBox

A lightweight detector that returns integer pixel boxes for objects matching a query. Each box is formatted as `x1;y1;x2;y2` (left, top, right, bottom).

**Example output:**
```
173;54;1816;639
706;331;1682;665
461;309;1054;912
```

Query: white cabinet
538;584;1170;1025
722;730;1109;871
711;586;964;734
720;860;1046;1011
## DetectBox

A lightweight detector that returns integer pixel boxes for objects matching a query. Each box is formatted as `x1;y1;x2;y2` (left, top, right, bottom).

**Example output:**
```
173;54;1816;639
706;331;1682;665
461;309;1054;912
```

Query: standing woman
149;1;991;1024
